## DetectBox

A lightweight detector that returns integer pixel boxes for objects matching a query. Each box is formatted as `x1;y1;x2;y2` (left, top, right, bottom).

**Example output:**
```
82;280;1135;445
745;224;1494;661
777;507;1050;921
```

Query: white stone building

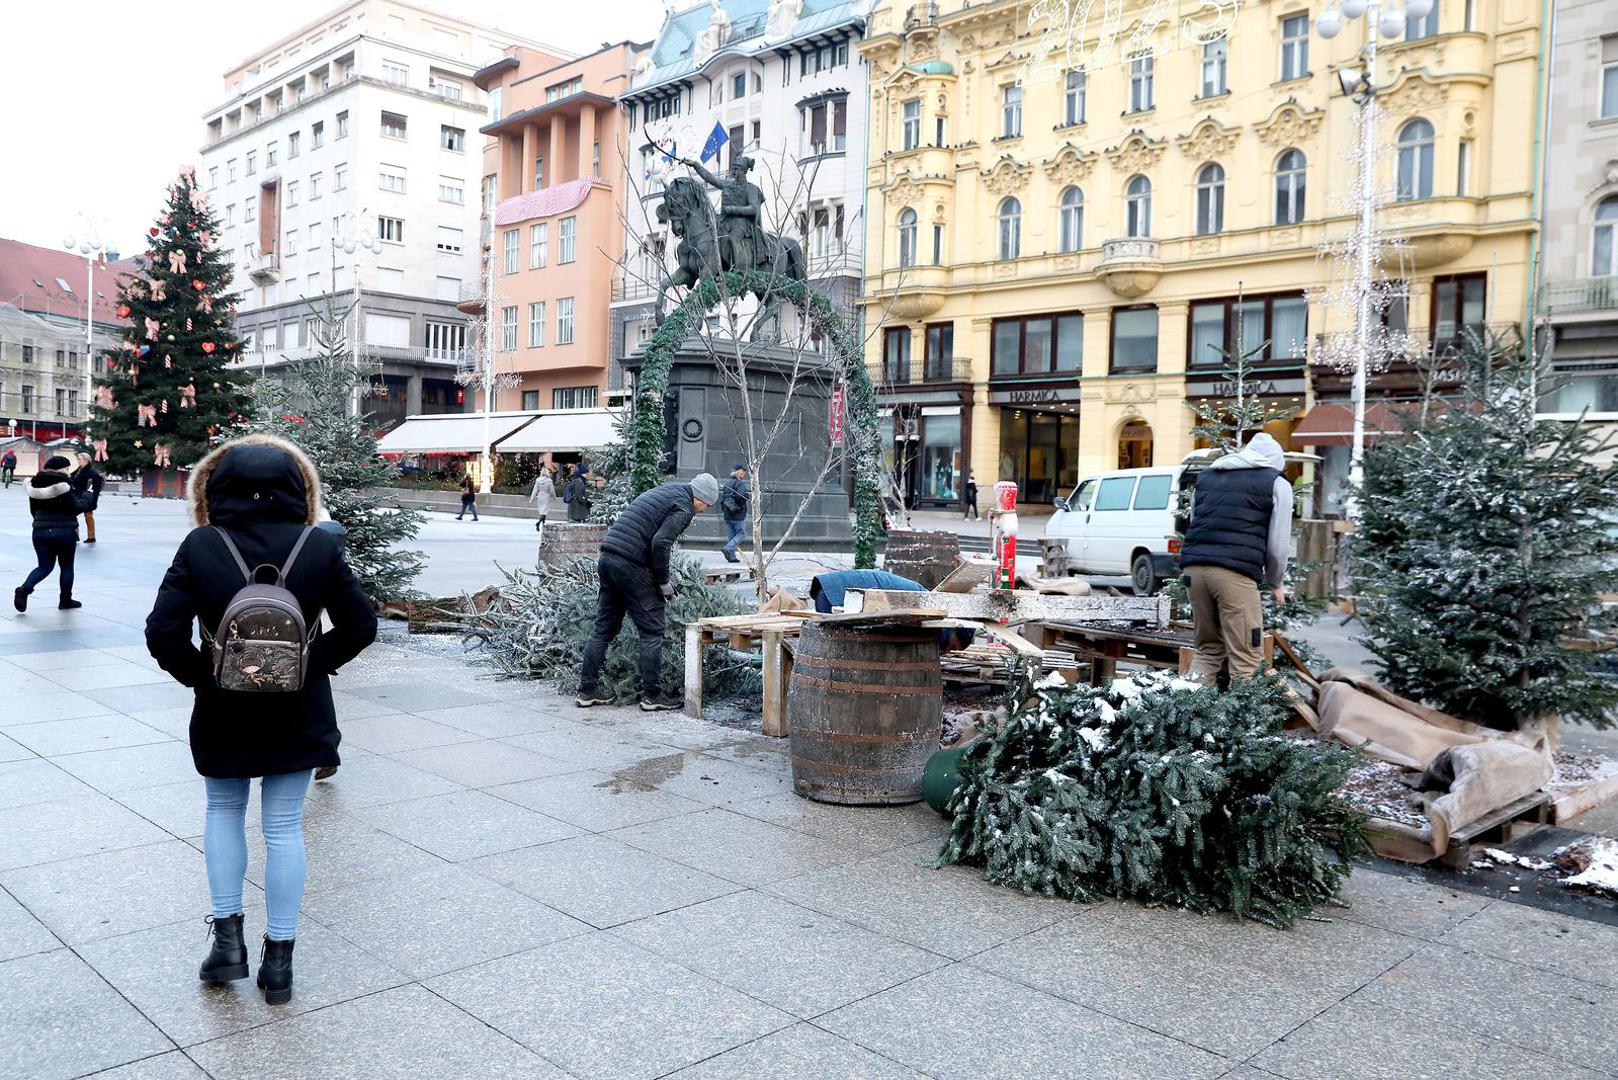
199;0;568;424
611;0;873;377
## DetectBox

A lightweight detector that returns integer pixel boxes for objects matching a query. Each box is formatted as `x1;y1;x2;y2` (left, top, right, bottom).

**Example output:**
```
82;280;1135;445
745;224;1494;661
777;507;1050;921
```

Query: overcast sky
0;0;667;259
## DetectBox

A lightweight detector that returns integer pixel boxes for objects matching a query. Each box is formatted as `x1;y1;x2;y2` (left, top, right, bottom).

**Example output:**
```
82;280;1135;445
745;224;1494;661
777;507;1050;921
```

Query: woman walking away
529;463;557;542
15;455;98;611
456;471;478;521
74;452;105;543
145;434;376;1005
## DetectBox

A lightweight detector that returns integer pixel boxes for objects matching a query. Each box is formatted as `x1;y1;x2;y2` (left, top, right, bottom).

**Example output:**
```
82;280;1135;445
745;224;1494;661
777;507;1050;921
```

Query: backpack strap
278;526;316;586
210;527;254;584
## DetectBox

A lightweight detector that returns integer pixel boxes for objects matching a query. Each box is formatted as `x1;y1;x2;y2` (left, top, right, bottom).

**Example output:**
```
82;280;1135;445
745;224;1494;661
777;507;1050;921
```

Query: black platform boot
198;914;249;983
257;935;295;1004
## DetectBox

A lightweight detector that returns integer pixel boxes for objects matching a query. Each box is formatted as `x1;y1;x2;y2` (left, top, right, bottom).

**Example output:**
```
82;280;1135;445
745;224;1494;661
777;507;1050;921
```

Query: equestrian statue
650;151;807;344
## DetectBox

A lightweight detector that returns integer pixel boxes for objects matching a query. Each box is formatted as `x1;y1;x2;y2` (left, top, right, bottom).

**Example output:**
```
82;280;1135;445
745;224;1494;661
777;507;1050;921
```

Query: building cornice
201;74;488;155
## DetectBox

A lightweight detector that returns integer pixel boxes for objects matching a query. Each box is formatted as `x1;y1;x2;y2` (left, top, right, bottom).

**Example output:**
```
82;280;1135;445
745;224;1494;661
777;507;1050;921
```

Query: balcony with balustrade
1095;238;1161;299
1544;277;1618;321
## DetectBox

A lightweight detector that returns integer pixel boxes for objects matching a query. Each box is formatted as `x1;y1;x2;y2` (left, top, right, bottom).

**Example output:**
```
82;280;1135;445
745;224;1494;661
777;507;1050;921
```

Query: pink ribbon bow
179;383;197;409
136;404;156;428
153;444;172;467
168;250;187;275
92;439;108;462
144;317;160;341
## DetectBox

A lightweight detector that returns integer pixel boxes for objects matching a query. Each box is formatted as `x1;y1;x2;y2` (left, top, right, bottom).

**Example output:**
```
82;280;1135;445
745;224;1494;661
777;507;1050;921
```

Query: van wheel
1130;553;1159;596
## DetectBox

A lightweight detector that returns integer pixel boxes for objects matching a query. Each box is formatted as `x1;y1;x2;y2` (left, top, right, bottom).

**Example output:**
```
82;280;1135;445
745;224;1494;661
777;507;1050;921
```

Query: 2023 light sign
1020;0;1243;85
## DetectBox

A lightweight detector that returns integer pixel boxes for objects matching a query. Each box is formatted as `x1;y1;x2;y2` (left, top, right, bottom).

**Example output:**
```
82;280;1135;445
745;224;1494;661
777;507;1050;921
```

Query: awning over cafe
376;413;536;455
1291;402;1406;446
494;409;621;453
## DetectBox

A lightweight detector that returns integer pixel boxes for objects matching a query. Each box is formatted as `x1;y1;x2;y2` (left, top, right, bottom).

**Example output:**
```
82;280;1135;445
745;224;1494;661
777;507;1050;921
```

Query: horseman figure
682;154;766;272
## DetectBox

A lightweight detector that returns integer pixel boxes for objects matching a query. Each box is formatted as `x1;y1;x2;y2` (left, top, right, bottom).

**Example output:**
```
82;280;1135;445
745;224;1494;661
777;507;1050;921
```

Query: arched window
1396;119;1435;202
1058;187;1084;252
897;207;917;269
1274;149;1306;225
1593;196;1618;278
998;196;1021;260
1125;175;1152;238
1194;163;1224;235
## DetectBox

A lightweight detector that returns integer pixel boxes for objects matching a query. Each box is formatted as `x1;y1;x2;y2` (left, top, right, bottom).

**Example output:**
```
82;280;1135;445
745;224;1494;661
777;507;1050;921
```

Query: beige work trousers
1186;565;1264;681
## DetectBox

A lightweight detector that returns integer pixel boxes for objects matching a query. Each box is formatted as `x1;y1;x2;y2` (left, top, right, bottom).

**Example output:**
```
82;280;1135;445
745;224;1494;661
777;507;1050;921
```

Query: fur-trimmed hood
187;434;323;527
28;471;72;501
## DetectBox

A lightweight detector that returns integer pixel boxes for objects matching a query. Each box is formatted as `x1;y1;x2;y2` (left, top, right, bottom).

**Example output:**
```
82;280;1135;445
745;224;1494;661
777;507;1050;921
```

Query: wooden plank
977;622;1045;660
811;608;948;626
934;556;995;593
1272;633;1321;690
684;623;704;719
847;588;1169;627
761;630;787;738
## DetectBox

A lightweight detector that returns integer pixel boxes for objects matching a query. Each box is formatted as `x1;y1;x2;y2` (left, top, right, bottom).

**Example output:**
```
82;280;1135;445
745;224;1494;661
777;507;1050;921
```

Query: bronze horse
653;174;807;343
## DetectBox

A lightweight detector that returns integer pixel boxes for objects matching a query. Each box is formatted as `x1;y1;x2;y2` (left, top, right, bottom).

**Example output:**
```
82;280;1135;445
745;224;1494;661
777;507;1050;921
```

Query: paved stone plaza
2;493;1616;1079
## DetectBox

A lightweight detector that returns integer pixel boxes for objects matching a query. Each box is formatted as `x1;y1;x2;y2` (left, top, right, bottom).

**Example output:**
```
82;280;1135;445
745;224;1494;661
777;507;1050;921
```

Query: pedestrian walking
576;473;718;711
1;448;16;488
73;452;105;544
529;464;558;542
14;455;98;612
963;472;979;520
563;465;594;522
456;472;478;521
720;463;749;563
1178;432;1292;687
144;434;377;1005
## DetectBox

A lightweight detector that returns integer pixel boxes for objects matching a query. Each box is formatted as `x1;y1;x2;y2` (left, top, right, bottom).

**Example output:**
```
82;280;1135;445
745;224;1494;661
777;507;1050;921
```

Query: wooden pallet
704;566;757;585
1028;620;1273;684
684;613;808;737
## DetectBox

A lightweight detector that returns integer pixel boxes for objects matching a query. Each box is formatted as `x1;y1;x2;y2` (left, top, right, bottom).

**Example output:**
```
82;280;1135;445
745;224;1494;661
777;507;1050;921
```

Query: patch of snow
1559;837;1618;897
1077;727;1107;752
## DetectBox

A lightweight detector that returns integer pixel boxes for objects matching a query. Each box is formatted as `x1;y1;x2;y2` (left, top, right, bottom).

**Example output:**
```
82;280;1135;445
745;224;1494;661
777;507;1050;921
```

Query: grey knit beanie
689;472;720;505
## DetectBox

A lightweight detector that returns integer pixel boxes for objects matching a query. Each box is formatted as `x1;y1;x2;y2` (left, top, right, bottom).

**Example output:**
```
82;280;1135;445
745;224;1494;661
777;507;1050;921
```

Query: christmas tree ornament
148;227;160;237
137;344;151;358
116;304;130;318
159;399;169;414
92;439;108;462
191;279;205;291
164;355;172;368
179;383;196;408
153;444;172;467
201;341;216;354
151;279;166;301
136;404;157;427
133;440;143;448
168;250;186;274
200;295;213;315
144;317;160;341
184;319;192;332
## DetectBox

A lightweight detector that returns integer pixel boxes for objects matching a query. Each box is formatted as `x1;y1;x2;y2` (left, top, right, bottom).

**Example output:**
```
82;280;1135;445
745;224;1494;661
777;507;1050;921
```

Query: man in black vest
1178;432;1292;684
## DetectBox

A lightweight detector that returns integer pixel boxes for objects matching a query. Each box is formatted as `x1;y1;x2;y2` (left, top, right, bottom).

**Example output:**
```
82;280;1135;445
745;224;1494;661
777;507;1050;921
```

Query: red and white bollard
990;480;1018;591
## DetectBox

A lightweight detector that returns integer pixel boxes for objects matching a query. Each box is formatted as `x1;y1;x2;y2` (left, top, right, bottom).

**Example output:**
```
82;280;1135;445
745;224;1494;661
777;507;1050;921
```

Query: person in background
15;455;97;612
963;472;979;521
576;473;718;711
145;434;376;1006
456;471;478;521
529;463;558;542
1178;431;1292;687
1;447;16;488
74;452;105;544
720;463;750;563
564;466;594;523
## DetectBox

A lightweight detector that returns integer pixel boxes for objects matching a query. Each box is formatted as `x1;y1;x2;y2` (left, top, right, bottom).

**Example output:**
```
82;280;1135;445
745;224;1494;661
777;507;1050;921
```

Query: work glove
660;582;675;599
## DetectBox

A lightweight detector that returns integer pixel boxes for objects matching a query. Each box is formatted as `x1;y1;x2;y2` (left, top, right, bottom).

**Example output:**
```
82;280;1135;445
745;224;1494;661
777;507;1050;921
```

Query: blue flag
699;121;729;163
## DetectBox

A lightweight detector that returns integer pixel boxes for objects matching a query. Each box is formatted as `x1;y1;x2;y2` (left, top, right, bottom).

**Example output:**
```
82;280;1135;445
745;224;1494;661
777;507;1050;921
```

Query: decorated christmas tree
89;167;252;474
1351;331;1618;729
251;291;426;602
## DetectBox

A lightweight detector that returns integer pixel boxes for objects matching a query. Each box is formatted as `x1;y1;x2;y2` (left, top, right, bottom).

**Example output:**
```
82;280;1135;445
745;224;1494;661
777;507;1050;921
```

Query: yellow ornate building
859;0;1542;512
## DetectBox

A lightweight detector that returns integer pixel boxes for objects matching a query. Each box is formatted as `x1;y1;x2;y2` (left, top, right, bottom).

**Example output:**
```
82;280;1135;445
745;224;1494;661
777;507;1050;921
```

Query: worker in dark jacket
577;473;718;711
145;434;377;1006
15;454;98;611
1178;432;1292;684
720;463;749;563
73;452;105;543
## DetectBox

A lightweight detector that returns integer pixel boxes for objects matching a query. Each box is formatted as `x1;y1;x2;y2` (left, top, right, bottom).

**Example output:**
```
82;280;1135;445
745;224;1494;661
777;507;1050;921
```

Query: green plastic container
922;743;974;816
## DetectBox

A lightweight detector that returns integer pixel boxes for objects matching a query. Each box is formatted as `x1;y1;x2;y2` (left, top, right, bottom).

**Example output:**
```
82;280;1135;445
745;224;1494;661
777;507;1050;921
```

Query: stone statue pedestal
624;337;852;551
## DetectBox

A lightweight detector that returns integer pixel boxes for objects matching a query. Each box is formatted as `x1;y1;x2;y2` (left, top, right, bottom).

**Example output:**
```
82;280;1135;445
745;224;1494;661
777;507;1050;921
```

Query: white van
1045;449;1315;595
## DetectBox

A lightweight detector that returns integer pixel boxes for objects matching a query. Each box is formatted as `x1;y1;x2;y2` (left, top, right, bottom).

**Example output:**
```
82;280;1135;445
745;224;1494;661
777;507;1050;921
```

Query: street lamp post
63;218;119;445
1315;0;1431;517
335;213;381;418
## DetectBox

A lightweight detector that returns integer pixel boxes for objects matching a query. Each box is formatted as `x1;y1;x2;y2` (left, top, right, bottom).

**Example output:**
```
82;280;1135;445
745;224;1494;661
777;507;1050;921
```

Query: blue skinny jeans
204;770;313;941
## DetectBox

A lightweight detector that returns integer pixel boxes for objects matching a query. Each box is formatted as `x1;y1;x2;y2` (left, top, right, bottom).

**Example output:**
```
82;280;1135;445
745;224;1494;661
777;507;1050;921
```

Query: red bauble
148;227;160;237
200;342;216;354
116;304;130;318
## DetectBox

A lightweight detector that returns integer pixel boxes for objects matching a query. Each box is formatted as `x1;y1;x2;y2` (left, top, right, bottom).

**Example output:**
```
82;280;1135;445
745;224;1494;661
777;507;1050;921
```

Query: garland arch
626;271;882;568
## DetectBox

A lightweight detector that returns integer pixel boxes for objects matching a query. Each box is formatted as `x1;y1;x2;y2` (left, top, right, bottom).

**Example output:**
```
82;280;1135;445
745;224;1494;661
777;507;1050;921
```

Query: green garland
630;271;882;568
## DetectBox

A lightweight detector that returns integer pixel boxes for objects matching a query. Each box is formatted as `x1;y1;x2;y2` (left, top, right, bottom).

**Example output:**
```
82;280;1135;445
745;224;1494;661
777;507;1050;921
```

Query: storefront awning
494;409;621;453
376;413;536;455
1291;402;1405;446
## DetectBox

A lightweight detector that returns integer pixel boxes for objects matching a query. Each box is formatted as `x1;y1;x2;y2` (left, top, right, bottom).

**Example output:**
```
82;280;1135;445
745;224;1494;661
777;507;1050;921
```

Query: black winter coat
71;464;105;496
145;435;377;779
598;482;695;585
27;470;97;532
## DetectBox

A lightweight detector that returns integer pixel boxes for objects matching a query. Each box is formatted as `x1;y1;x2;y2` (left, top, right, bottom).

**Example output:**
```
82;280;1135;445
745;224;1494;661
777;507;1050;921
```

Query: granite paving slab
188;811;450;895
331;711;481;755
43;661;173;691
633;752;796;807
765;843;1074;960
0;688;122;725
427;931;794;1080
0;947;174;1080
1357;942;1618;1066
109;780;211;840
79;681;199;715
971;902;1420;1058
1334;866;1493;941
1251;995;1608;1080
732;794;950;856
471;833;740;929
502;726;683;774
0;731;33;762
1435;899;1618;989
184;984;565;1079
389;737;576;787
84;1051;213;1078
7;646;132;672
0;792;170;871
340;681;502;712
668;1023;929;1079
0;756;95;810
486;767;710;832
301;863;589;979
51;740;199;795
1;839;210;946
328;689;407;722
76;917;408;1047
613;890;948;1017
4;713;173;757
611;807;858;887
0;883;60;962
409;701;571;739
350;787;580;862
818;963;1228;1080
297;748;464;811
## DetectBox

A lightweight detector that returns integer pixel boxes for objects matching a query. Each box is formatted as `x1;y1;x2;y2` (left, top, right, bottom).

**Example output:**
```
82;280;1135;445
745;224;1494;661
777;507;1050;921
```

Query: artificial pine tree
252;290;426;603
90;168;253;475
1351;331;1618;729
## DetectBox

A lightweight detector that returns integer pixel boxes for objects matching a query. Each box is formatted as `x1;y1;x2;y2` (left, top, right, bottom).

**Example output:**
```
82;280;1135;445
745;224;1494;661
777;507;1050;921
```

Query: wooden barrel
537;522;609;565
788;623;942;805
882;529;962;588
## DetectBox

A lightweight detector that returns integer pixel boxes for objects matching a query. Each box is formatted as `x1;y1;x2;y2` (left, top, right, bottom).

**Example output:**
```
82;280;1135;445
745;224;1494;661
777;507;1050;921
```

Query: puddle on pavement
595;751;696;794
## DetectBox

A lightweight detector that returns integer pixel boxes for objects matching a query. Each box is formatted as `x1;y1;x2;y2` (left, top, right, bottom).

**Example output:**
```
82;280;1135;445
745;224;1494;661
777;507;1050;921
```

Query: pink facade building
472;42;646;412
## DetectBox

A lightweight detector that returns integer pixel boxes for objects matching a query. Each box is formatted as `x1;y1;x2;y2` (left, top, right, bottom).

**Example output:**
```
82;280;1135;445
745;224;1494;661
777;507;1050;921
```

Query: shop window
1110;307;1158;372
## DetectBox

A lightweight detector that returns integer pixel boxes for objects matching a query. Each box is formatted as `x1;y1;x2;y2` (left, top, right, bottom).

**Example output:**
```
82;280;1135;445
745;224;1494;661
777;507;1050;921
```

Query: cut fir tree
90;167;253;476
250;290;426;603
